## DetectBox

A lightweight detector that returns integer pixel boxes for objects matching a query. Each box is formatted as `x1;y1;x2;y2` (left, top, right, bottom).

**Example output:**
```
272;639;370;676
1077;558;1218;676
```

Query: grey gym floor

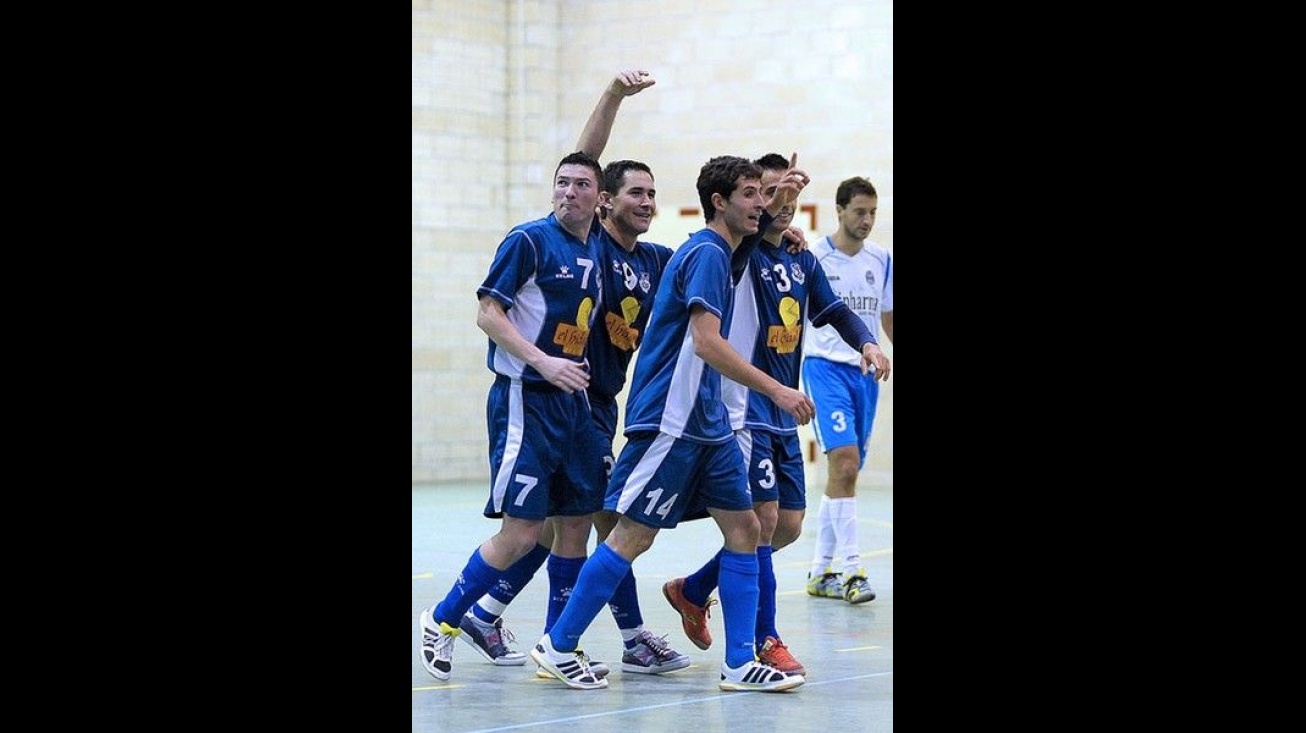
412;473;893;732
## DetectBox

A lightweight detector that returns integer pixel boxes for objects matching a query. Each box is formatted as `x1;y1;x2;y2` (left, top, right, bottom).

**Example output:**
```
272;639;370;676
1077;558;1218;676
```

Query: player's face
607;169;656;237
760;167;794;234
721;176;765;238
837;193;877;241
553;164;600;230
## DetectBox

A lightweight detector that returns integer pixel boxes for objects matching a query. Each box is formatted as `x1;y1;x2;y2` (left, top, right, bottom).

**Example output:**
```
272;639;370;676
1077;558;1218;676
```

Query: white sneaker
529;634;608;689
718;659;804;692
418;606;459;681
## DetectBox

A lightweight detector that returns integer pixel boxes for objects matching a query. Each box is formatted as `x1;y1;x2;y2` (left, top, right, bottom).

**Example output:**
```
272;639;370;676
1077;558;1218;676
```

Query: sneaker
718;660;805;692
842;568;876;604
662;578;717;650
757;636;806;675
529;634;608;689
621;630;691;674
458;613;527;666
418;606;460;681
806;568;843;599
534;652;610;679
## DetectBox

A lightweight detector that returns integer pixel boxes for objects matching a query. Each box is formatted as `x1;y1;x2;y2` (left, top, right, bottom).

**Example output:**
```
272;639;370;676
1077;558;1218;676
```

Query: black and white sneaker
718;660;804;692
419;606;459;681
529;634;608;689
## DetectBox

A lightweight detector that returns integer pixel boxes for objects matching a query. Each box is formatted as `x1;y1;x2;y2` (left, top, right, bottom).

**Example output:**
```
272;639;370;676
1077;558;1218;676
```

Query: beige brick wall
413;0;893;485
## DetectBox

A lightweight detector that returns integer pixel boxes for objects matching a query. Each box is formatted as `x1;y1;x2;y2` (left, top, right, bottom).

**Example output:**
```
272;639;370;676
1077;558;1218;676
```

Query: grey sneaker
621;630;691;674
529;634;608;690
806;568;843;599
842;568;877;604
458;614;527;666
419;606;459;681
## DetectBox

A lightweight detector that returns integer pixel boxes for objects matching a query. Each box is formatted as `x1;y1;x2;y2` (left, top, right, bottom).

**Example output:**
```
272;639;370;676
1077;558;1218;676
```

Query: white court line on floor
439;670;893;733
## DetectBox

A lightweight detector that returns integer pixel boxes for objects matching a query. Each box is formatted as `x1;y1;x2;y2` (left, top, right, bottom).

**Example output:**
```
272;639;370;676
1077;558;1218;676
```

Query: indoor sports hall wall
413;0;892;484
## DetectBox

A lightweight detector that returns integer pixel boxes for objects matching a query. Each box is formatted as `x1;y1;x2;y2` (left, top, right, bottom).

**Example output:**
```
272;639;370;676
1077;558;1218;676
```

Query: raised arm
764;152;811;219
576;70;657;159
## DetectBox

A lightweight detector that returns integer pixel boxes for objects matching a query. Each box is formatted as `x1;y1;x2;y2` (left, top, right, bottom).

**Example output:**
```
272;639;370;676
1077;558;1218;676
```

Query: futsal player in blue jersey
662;154;891;675
453;71;689;677
418;151;610;687
531;154;815;692
802;176;894;604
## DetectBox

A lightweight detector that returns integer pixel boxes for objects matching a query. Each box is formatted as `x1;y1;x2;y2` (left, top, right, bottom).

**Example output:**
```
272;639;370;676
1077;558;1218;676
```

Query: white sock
827;496;860;576
475;595;508;619
809;495;837;576
620;626;642;644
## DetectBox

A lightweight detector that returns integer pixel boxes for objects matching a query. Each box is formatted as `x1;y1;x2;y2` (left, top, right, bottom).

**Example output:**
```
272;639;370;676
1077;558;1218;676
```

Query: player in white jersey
800;176;893;604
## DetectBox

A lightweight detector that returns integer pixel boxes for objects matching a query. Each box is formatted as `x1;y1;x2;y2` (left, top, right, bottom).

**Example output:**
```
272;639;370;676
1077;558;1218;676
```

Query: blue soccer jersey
725;240;857;434
586;231;674;402
477;213;605;386
622;228;736;443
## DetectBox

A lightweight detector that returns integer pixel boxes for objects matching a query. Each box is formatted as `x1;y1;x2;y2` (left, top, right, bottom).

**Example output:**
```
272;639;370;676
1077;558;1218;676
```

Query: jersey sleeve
477;230;536;308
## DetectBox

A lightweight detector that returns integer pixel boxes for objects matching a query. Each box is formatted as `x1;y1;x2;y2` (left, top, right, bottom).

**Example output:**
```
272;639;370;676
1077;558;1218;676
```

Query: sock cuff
719;548;758;576
592;542;632;580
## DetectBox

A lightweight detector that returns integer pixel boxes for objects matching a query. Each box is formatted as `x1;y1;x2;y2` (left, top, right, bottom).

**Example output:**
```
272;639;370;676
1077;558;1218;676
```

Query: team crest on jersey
639;271;651;293
865;270;875;286
558;265;575;279
791;263;805;285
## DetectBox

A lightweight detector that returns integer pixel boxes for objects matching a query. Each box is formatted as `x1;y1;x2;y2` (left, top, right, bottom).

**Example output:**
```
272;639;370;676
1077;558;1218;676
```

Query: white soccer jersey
803;235;893;367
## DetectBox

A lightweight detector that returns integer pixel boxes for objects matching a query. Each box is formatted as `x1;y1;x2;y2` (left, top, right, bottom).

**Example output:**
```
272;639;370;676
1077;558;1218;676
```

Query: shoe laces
636;630;678;661
702;597;719;619
763;639;797;664
479;618;517;650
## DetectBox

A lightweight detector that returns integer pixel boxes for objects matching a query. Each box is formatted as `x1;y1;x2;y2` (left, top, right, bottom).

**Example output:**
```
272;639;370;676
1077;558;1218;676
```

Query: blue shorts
605;431;751;529
801;357;881;470
737;428;806;511
588;392;619;480
485;376;607;520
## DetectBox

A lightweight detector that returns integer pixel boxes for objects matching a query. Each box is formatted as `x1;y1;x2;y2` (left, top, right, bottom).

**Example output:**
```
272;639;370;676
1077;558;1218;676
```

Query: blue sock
754;545;778;648
550;543;630;652
607;569;645;648
544;554;586;634
433;548;499;626
717;548;759;668
472;542;549;624
683;548;723;607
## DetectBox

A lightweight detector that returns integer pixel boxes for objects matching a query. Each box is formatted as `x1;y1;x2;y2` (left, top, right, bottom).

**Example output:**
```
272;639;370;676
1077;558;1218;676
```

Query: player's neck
708;219;742;250
602;218;639;252
560;216;594;242
831;230;865;255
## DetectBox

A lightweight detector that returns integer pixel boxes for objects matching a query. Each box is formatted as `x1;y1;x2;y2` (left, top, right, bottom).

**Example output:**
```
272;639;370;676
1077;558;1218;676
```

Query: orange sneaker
757;636;806;675
662;577;717;650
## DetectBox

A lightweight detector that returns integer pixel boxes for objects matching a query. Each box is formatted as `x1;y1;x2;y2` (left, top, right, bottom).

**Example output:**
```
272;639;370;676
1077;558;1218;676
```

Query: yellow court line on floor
413;572;433;580
413;683;464;691
835;645;882;652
